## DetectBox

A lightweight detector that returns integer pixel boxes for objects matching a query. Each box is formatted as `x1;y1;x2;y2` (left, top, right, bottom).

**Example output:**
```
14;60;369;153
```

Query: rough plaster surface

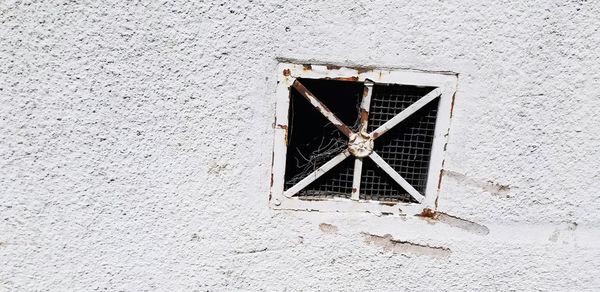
1;0;599;290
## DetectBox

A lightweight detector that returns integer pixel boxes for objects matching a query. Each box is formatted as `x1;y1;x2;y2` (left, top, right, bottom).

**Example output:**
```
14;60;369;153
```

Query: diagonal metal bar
292;80;353;137
351;157;363;200
359;79;374;134
351;80;374;201
368;151;425;203
284;150;351;197
370;88;441;139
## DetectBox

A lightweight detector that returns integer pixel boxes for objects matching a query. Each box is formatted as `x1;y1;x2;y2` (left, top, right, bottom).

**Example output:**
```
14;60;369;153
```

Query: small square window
270;63;457;215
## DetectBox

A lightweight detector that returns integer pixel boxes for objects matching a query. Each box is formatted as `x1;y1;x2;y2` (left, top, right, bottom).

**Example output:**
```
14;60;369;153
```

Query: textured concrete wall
1;0;599;290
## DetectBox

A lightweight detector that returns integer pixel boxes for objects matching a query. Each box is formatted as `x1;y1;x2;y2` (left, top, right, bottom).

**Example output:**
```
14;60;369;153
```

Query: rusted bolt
347;132;373;158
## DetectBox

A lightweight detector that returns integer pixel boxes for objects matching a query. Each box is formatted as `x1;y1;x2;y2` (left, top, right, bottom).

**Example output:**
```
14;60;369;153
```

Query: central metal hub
348;132;374;158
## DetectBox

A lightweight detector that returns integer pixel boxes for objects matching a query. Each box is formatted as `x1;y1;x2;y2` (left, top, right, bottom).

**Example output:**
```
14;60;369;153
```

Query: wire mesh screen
360;157;416;202
367;84;439;201
296;157;354;199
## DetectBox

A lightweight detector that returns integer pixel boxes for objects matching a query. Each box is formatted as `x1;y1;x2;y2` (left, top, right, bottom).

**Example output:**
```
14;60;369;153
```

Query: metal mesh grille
296;157;353;199
367;84;437;132
284;79;439;203
360;157;415;202
367;84;439;200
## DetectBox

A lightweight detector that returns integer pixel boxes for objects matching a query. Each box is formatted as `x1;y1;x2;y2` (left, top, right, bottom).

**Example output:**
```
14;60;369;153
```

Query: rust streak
437;169;444;190
326;64;341;70
419;208;438;219
416;209;490;235
275;124;288;145
331;76;359;82
449;91;457;118
269;151;275;188
360;110;369;123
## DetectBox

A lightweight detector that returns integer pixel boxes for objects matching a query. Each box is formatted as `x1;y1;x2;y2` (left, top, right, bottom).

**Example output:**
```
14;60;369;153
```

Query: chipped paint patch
319;223;338;234
417;209;490;235
361;232;451;258
443;169;511;197
549;221;578;243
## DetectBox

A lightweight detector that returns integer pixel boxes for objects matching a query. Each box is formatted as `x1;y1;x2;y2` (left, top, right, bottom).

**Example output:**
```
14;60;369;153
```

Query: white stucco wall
1;0;599;290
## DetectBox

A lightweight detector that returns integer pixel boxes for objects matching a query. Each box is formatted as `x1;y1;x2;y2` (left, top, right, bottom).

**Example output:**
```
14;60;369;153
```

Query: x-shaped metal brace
284;79;441;203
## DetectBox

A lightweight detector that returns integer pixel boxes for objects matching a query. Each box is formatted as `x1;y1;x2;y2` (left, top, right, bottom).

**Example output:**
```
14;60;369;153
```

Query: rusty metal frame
270;63;458;216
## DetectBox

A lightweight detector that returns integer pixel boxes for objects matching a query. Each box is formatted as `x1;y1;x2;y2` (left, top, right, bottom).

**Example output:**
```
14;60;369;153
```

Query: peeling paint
361;232;451;258
275;124;289;144
417;209;490;235
443;169;511;197
319;223;338;234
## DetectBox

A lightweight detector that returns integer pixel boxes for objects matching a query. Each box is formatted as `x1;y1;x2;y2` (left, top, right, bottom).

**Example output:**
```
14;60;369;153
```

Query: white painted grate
270;63;457;215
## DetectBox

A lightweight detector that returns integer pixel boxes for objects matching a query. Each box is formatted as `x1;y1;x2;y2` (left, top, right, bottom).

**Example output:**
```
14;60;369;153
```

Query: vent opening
283;78;439;203
271;63;457;214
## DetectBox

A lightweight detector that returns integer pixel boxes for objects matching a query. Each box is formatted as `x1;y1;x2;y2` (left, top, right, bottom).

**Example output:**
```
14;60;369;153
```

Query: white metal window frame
270;62;458;216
